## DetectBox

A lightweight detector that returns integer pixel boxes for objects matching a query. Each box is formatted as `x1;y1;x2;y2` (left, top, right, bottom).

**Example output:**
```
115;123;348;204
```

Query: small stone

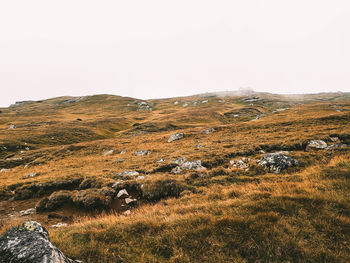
168;133;184;143
203;128;215;134
135;150;151;156
123;210;131;215
8;124;16;129
51;223;68;228
20;208;35;216
119;150;126;154
136;176;145;180
102;150;114;156
125;198;137;205
306;140;327;150
173;157;186;165
119;171;139;177
0;169;10;173
117;189;129;199
156;158;165;163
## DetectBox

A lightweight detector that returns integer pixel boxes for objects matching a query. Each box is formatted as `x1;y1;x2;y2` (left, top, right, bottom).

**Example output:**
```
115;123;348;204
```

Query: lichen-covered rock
171;160;206;174
258;153;298;173
0;221;78;263
306;140;327;150
168;133;184;143
181;160;206;171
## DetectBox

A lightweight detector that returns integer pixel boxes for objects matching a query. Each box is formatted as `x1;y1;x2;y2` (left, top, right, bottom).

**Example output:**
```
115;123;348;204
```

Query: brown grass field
0;91;349;262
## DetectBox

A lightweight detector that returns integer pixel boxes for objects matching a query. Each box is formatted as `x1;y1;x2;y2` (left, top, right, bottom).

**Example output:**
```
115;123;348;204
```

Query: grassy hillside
0;91;349;262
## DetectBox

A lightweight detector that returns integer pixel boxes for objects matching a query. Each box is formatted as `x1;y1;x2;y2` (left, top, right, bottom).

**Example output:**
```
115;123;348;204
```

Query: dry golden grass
0;92;349;262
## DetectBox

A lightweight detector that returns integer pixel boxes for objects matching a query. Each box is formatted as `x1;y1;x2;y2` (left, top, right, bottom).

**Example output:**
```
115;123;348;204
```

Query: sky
0;0;350;107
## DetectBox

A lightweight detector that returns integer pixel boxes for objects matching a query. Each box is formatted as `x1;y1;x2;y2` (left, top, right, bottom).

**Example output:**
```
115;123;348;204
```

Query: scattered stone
258;150;266;154
0;169;10;173
135;150;151;156
203;128;215;134
116;158;125;163
201;100;208;104
174;101;179;105
136;176;145;180
119;171;139;177
156;158;166;163
330;137;339;142
51;223;68;228
258;153;299;173
123;210;131;215
19;208;35;216
137;101;152;111
181;160;206;171
230;158;250;169
125;198;137;205
8;125;16;129
171;166;183;174
102;150;114;157
0;221;79;263
193;101;198;106
24;172;39;179
326;144;348;150
243;97;260;102
306;140;328;151
119;150;126;154
117;189;129;199
183;103;188;107
168;132;184;143
172;157;186;165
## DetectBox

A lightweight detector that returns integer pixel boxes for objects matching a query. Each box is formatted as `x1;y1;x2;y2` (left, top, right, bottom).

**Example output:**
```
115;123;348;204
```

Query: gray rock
326;144;348;150
125;198;137;205
135;150;151;156
51;223;68;228
137;101;152;111
0;221;78;263
306;140;327;150
119;171;139;177
0;169;10;173
203;128;215;134
171;166;183;174
172;157;186;165
168;133;184;143
258;153;298;173
181;160;206;171
117;189;129;199
8;125;16;130
102;150;114;156
19;208;35;216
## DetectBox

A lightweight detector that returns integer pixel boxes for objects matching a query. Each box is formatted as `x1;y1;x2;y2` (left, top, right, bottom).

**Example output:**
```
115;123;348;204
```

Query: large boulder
306;140;327;151
0;221;79;263
258;153;298;173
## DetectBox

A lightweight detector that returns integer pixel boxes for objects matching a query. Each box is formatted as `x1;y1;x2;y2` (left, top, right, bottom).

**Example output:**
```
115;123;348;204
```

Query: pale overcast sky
0;0;350;106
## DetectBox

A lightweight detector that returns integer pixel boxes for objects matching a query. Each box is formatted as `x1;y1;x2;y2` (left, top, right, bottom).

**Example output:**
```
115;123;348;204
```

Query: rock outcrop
0;221;79;263
258;153;298;173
